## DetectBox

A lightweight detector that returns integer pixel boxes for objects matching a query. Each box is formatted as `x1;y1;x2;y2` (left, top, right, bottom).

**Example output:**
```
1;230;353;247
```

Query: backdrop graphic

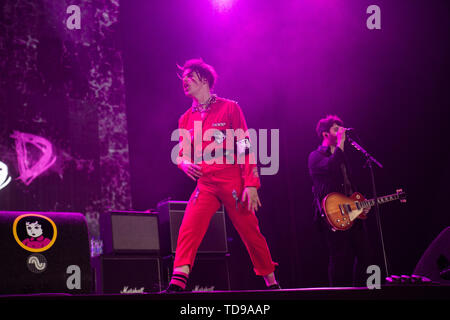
0;0;132;240
0;0;448;290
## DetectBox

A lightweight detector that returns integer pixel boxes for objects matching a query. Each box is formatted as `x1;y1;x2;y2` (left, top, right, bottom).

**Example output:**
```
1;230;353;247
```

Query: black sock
169;271;189;290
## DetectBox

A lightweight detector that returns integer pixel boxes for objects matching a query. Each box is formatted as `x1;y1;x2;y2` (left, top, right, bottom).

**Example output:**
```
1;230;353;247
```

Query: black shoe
266;283;281;290
160;284;185;294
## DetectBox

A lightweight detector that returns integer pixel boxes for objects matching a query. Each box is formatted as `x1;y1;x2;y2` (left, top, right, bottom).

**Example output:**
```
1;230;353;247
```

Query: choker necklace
192;94;217;113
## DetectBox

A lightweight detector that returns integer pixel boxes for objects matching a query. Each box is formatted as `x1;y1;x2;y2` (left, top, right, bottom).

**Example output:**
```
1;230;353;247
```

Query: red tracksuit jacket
177;96;260;189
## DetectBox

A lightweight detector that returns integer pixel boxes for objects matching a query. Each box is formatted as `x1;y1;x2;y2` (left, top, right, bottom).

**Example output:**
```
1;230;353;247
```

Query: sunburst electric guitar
322;189;407;231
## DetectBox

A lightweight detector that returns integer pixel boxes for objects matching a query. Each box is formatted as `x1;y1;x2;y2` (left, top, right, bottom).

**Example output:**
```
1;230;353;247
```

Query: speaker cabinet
157;201;228;254
413;227;450;284
0;211;92;294
164;255;231;291
100;211;160;254
92;255;162;294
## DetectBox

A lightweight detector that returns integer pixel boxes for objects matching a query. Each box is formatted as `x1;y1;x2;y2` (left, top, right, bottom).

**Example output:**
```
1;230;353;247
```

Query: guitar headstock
396;188;407;203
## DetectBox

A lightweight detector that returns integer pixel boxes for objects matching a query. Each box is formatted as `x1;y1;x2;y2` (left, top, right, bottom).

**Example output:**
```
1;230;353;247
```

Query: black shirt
308;145;355;222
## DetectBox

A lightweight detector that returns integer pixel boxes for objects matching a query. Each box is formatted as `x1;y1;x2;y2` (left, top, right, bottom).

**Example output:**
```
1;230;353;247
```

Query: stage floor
1;285;448;300
2;286;447;318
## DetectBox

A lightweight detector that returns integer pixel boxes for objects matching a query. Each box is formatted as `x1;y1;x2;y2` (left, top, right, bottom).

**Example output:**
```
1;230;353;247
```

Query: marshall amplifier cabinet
92;255;162;294
0;211;92;294
100;211;160;255
163;254;231;291
157;200;228;255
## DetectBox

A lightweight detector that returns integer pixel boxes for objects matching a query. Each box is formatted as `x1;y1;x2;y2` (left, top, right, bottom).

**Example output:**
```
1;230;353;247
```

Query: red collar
30;235;44;241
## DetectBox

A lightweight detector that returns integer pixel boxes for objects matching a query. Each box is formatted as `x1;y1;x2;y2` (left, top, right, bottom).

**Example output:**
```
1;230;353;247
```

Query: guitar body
322;192;366;231
322;189;406;231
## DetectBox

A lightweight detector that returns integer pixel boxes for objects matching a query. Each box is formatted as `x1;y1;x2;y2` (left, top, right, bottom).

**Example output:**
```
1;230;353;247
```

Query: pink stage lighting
212;0;236;12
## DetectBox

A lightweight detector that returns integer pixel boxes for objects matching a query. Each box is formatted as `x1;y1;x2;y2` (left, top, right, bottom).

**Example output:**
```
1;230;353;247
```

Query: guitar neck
361;193;400;207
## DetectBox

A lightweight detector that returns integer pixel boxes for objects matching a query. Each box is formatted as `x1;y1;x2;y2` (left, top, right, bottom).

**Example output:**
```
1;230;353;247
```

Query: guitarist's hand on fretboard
359;207;370;219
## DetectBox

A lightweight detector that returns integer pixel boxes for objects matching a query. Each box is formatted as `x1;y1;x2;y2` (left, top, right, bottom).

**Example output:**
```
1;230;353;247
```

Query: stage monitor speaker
0;211;92;294
163;255;231;291
413;227;450;285
92;255;162;293
157;200;228;254
100;211;160;254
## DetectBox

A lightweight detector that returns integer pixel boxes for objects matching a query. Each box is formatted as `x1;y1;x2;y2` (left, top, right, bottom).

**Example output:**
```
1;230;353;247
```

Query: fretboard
361;194;399;208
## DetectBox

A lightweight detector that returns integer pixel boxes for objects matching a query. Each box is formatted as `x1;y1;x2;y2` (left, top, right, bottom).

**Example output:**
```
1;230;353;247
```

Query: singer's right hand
337;127;347;143
180;160;203;181
335;126;347;151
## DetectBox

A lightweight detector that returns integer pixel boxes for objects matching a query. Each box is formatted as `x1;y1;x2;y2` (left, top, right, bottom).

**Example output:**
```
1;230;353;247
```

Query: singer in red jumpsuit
164;59;279;292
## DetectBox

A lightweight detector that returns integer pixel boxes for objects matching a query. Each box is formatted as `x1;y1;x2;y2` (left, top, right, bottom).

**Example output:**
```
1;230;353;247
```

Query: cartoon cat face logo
22;221;51;249
13;214;57;252
26;221;43;238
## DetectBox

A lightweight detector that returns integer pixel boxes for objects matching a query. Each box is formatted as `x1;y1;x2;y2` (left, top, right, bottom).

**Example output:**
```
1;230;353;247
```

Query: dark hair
178;58;218;90
315;115;344;139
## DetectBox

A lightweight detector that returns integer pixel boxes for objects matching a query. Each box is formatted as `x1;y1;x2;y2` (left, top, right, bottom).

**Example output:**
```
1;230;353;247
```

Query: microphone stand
347;135;390;279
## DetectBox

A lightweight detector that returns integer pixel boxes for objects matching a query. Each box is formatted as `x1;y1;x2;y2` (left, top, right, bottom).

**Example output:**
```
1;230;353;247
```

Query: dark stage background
120;0;449;289
1;0;449;290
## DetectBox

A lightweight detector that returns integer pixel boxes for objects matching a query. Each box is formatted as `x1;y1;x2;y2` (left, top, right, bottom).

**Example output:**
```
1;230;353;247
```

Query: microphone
343;128;355;142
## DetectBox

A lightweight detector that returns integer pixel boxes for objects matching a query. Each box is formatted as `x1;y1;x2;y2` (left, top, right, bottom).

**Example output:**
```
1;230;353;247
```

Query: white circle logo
26;254;48;273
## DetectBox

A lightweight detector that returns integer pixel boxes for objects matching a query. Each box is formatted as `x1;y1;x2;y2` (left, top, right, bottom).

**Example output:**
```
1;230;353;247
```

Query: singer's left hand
242;187;262;213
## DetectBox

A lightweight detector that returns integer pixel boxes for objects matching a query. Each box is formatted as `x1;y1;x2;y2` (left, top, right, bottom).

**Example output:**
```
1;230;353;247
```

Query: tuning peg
396;188;407;203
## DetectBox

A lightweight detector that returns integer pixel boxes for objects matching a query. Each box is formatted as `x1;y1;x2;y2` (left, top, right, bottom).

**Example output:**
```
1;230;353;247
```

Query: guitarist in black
308;115;372;287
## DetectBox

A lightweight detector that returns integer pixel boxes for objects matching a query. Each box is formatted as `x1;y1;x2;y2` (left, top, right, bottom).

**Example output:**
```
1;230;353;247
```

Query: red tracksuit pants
174;166;277;276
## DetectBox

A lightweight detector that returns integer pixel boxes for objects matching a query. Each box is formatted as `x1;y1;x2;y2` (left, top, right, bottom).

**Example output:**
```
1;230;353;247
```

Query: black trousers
319;218;372;287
